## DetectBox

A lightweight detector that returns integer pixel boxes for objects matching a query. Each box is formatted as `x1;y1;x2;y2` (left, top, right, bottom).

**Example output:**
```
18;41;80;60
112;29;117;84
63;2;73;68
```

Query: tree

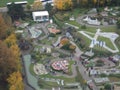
10;44;21;70
69;44;76;50
104;83;111;90
7;71;24;90
45;3;53;14
117;19;120;29
7;2;25;21
54;0;73;10
4;34;17;47
0;14;8;40
2;13;12;26
60;38;69;45
26;3;31;10
32;0;43;10
4;34;21;70
0;41;18;81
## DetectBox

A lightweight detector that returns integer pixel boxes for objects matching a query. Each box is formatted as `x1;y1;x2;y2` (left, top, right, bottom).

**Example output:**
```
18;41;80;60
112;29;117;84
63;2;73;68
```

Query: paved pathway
23;55;40;90
73;46;99;90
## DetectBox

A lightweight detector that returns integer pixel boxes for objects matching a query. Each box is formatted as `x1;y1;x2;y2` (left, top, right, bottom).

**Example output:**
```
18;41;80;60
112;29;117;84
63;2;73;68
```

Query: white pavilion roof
32;11;49;17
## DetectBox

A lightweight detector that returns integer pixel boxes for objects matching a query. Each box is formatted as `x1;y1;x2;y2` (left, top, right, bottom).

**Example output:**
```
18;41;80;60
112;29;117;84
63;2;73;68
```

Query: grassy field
0;0;34;7
98;36;115;50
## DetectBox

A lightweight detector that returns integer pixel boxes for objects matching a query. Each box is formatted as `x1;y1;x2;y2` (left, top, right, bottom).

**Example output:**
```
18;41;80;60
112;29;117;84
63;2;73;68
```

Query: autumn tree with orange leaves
0;41;18;81
7;71;24;90
4;34;21;70
0;14;8;40
54;0;73;10
32;0;43;10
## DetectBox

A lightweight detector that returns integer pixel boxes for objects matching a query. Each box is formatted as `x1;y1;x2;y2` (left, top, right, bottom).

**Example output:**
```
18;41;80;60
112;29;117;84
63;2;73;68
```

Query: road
73;43;99;90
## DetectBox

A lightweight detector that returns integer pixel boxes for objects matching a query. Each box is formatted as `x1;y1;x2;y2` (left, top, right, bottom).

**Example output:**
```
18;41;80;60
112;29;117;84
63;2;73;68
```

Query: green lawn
101;26;117;32
0;0;34;7
66;21;99;33
78;32;91;47
40;74;76;83
98;36;115;50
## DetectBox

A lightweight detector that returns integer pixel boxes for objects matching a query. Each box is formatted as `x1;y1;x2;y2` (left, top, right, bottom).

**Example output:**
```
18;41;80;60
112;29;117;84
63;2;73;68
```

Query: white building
83;16;100;25
32;11;49;22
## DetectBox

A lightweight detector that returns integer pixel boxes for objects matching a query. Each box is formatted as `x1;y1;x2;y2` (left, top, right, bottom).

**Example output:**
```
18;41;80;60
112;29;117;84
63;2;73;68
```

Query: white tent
32;11;49;22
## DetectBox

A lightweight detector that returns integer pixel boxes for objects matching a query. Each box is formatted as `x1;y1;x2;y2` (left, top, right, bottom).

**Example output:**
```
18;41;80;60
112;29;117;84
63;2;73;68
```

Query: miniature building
83;16;100;25
32;11;49;22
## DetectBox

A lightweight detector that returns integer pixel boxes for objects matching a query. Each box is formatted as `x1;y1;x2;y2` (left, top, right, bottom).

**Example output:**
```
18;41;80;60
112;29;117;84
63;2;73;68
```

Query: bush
61;43;70;50
100;73;107;77
17;27;24;30
49;33;56;37
104;83;111;90
69;44;76;49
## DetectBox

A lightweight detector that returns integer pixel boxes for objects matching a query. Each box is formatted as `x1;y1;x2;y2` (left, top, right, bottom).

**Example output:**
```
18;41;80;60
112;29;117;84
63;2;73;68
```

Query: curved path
23;55;40;90
73;47;99;90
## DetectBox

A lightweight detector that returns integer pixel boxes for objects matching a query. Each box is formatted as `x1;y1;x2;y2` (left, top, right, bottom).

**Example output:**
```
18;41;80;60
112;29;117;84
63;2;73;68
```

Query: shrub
60;38;69;45
61;43;70;50
100;73;107;77
104;83;111;90
69;44;76;50
49;33;56;37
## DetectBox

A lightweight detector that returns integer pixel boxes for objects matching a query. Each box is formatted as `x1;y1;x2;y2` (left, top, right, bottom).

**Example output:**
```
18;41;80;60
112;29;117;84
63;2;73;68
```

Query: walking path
73;50;99;90
23;55;40;90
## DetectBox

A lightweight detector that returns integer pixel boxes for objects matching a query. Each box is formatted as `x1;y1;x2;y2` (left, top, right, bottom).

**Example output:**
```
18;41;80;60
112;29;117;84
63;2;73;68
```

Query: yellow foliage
7;71;24;90
4;33;21;70
10;44;21;70
32;0;43;10
4;34;17;47
54;0;73;10
99;0;105;6
93;0;97;5
60;38;69;45
69;44;76;50
82;0;88;5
